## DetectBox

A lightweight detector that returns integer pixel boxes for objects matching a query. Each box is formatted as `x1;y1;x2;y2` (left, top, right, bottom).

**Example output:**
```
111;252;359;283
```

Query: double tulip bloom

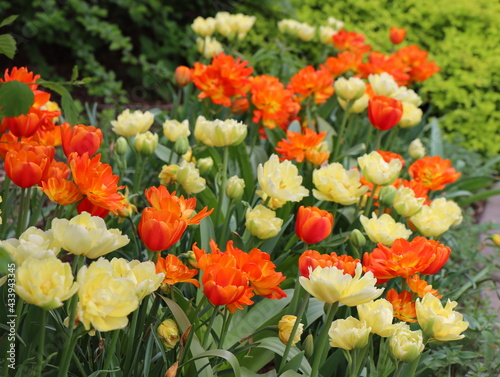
295;206;334;244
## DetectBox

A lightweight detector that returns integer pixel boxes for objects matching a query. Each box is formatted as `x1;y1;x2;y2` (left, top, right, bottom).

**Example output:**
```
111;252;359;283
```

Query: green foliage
236;0;500;156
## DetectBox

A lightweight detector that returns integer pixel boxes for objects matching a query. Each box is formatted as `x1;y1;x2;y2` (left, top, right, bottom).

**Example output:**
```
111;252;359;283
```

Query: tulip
226;176;245;201
358;151;402;186
138;208;188;252
39;177;83;206
16;257;78;310
328;317;371;350
408;139;426;159
158;319;180;349
410;198;462;237
134;131;158;155
0;227;60;265
3;111;42;138
230;98;250;115
368;73;399;97
416;293;468;342
174;66;191;87
334;77;366;101
111;109;154;137
360;212;412;246
176;160;206;194
194;117;248;147
367;95;403;131
163;119;190;142
245;205;283;240
61;122;103;157
389;327;424;363
5;148;52;188
390;26;407;45
357;299;400;337
295;206;333;244
278;315;303;346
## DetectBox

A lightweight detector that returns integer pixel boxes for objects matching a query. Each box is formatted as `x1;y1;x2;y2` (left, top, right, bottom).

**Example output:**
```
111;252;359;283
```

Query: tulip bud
135;131;158;155
174;66;191;87
115;136;129;156
408;139;426;159
389;27;407;45
160;282;171;294
334;77;366;101
492;234;500;246
226;176;245;201
157;319;180;349
158;164;179;186
295;206;334;244
303;334;314;359
379;185;397;207
246;205;283;240
185;250;198;269
349;229;366;249
389;327;424;363
174;136;190;155
197;157;214;175
278;315;303;346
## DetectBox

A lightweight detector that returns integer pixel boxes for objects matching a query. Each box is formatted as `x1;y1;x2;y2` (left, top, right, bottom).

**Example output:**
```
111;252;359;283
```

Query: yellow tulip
357;151;402;186
176;160;206;194
111;109;154;137
328;317;371;350
410;198;462;238
360;212;412;246
357;298;400;337
245;205;283;239
162;119;190;142
158;319;181;349
278;315;304;346
393;187;425;217
389;327;424;362
194;117;247;147
1;227;60;265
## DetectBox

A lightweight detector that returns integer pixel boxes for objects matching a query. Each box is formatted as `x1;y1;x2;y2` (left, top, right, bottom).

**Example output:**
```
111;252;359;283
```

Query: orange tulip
174;65;192;87
69;153;126;213
389;27;406;45
276;128;330;165
230;98;250;115
76;197;110;218
368;95;403;131
39;177;83;205
61;122;103;157
386;289;417;323
295;206;334;244
299;250;360;278
1;66;41;90
45;160;70;181
376;150;405;167
138;208;188;252
332;29;371;55
202;264;253;313
2;111;42;138
363;237;448;284
287;66;334;105
155;254;200;287
5;146;52;188
408;155;461;191
407;275;441;299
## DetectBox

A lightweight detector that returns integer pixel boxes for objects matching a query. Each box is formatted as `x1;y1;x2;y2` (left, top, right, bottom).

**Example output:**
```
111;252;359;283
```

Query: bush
236;0;500;157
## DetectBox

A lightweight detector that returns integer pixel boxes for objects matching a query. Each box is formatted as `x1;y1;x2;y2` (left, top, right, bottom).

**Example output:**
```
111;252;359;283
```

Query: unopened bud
135;131;158;155
185;250;198;269
408;138;425;159
226;176;245;201
350;229;366;249
303;334;314;359
174;66;191;87
115;136;129;156
379;185;397;207
174;136;190;155
492;234;500;246
197;157;214;175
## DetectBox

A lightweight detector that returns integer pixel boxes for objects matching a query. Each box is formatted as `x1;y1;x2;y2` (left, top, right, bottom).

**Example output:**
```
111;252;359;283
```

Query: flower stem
218;309;232;349
310;301;339;377
57;293;79;377
202;305;219;349
132;153;144;194
16;186;32;237
364;184;379;217
279;292;310;373
213;146;229;226
332;101;353;161
36;309;47;377
393;362;404;377
103;329;120;373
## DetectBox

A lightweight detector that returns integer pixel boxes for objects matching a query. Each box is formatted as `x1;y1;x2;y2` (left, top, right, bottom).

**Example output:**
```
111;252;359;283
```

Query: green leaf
280;350;305;373
0;34;16;59
230;144;255;201
241;367;277;377
458;189;500;207
38;81;79;124
160;296;214;377
445;176;495;192
154;143;174;163
0;247;14;275
280;371;304;377
255;338;311;375
71;66;79;82
0;15;18;28
429;118;443;157
264;127;286;148
183;349;241;377
0;80;33;117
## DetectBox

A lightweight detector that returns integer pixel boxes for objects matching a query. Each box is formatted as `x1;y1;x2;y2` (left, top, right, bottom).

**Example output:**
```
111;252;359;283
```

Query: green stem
36;309;47;377
364;184;379;216
279;292;310;373
218;309;232;349
132;153;144;194
350;348;358;377
375;130;383;150
310;302;340;377
103;330;120;374
383;126;399;151
407;354;421;377
219;199;236;245
213;146;229;226
393;362;404;377
332;101;353;161
16;187;32;237
0;175;11;238
123;305;140;373
202;305;219;349
57;293;79;377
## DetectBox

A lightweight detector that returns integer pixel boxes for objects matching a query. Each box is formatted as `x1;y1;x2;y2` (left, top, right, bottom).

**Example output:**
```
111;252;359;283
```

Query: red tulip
174;65;192;87
61;122;103;158
138;207;188;252
5;145;53;188
368;95;403;131
390;27;406;45
295;206;334;244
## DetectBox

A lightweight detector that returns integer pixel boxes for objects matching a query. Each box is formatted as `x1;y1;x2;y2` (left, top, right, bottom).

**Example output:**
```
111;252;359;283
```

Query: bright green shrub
236;0;500;156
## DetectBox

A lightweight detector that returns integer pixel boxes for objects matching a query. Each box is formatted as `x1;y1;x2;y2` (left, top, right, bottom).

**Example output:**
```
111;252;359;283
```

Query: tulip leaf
280;350;305;373
429;118;443;157
37;80;79;124
154;143;174;163
241;367;277;377
255;337;312;375
0;33;16;59
161;296;214;377
182;349;241;377
445;176;495;192
0;247;14;275
230;144;255;200
0;80;34;117
458;189;500;207
280;371;304;377
264;127;286;148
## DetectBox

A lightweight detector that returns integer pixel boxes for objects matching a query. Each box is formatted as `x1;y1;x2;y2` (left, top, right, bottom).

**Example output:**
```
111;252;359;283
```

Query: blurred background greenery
1;0;499;156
